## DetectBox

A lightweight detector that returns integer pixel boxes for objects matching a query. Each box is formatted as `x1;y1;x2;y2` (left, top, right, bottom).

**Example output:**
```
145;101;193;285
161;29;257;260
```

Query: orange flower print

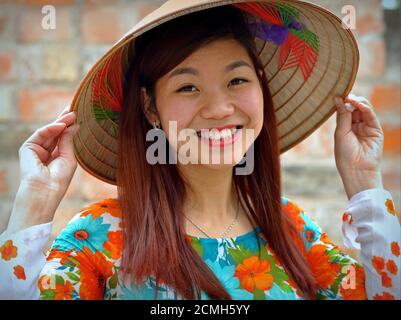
281;200;305;231
47;249;75;266
103;230;123;260
80;199;121;219
235;256;274;293
385;199;396;216
74;247;114;299
307;244;341;289
319;233;338;249
391;242;400;257
38;275;54;292
373;292;395;300
306;230;316;242
342;213;353;224
13;265;26;280
54;281;74;300
371;256;385;274
381;272;392;288
340;266;367;300
386;259;398;275
0;240;18;261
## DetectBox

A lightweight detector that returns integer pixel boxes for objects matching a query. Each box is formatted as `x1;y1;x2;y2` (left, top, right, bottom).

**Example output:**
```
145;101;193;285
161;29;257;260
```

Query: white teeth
221;129;228;139
198;128;239;141
222;129;232;139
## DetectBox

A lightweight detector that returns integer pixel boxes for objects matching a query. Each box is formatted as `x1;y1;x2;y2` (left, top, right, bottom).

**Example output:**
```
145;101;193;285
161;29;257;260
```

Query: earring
153;121;161;129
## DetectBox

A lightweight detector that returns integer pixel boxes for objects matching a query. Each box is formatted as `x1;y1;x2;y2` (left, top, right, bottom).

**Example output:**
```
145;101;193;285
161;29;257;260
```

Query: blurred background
0;0;400;259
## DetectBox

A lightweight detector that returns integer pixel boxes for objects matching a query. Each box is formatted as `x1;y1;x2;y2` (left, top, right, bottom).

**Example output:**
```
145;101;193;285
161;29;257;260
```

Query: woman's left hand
334;93;384;199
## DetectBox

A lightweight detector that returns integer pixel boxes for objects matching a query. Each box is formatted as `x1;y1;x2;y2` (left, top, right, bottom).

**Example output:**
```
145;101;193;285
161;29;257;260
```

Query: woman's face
148;38;264;169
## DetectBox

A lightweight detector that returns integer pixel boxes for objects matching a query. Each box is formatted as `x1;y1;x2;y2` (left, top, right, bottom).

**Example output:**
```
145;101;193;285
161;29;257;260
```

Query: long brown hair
117;5;317;299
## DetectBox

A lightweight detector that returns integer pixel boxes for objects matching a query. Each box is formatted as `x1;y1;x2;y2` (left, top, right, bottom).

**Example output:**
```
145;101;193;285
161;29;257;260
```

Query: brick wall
0;0;400;259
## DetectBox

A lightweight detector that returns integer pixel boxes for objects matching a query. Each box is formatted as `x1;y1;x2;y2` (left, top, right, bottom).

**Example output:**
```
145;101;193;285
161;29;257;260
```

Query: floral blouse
0;189;400;300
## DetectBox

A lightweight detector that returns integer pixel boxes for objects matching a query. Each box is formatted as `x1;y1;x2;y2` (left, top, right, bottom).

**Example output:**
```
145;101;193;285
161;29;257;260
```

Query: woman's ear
141;87;160;125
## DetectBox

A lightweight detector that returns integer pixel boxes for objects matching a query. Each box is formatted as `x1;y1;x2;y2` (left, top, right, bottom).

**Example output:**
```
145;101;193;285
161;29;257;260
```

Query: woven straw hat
71;0;359;185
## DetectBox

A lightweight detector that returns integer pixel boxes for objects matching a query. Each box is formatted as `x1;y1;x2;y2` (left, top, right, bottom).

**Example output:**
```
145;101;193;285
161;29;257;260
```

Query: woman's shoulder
49;198;123;260
280;196;307;227
77;198;122;221
280;196;322;236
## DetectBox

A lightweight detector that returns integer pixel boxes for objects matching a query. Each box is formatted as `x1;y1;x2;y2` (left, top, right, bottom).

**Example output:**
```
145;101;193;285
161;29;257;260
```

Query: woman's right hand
6;106;80;234
19;106;79;192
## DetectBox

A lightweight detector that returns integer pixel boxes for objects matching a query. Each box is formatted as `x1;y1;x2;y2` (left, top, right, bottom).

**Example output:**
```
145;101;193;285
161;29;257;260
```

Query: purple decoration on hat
248;21;289;46
288;19;304;31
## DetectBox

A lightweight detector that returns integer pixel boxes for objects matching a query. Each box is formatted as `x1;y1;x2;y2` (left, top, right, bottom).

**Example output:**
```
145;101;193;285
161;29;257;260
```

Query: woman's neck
178;164;238;227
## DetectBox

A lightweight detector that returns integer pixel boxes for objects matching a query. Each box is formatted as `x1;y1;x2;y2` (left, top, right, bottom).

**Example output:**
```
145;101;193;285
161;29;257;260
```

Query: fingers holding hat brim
335;93;382;137
334;96;352;137
344;95;382;131
42;108;77;152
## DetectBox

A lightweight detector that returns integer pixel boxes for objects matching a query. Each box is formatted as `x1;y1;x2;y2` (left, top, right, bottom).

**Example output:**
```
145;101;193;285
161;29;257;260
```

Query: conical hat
70;0;359;185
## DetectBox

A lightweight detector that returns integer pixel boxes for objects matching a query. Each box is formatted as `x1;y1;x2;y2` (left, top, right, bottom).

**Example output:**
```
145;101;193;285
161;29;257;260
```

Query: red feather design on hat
279;32;319;81
91;48;123;124
234;2;319;81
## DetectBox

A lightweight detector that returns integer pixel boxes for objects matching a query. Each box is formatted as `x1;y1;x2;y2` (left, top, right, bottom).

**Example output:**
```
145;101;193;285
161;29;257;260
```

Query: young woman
1;2;400;300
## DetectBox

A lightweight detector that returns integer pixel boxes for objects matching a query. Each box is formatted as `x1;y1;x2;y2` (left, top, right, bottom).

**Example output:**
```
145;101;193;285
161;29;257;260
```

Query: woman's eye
177;85;197;93
177;78;248;92
229;78;248;86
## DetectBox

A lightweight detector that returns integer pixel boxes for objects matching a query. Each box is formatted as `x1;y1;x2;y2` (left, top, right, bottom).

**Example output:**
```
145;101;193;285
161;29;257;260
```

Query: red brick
358;39;386;78
356;14;384;36
17;46;42;81
0;13;7;35
136;2;160;20
0;86;16;121
370;84;401;112
82;170;117;201
0;6;17;40
282;117;335;161
0;50;17;80
383;126;401;155
42;45;79;82
120;2;161;35
18;87;74;122
17;7;73;43
382;169;401;191
84;0;119;5
0;170;8;196
81;5;120;44
21;0;76;5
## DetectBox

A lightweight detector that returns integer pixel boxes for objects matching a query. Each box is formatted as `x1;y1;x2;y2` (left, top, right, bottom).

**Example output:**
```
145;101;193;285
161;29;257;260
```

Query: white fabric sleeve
342;188;401;300
0;222;53;300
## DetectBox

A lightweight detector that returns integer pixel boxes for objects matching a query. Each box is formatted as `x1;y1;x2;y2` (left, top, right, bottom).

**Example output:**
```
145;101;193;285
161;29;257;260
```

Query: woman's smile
196;125;243;147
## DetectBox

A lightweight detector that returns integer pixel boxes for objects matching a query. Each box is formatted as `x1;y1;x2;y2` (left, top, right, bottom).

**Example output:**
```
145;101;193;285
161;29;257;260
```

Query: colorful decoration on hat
234;2;319;81
91;48;123;136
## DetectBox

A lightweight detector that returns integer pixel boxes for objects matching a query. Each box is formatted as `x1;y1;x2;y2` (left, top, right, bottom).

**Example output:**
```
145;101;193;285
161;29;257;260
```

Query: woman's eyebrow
168;60;252;79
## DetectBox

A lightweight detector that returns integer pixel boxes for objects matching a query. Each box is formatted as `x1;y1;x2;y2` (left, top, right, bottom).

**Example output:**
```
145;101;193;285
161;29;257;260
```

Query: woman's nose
200;96;235;120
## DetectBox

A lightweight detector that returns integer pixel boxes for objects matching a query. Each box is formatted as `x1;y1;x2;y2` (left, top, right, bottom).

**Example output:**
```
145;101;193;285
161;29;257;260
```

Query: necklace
184;198;240;238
